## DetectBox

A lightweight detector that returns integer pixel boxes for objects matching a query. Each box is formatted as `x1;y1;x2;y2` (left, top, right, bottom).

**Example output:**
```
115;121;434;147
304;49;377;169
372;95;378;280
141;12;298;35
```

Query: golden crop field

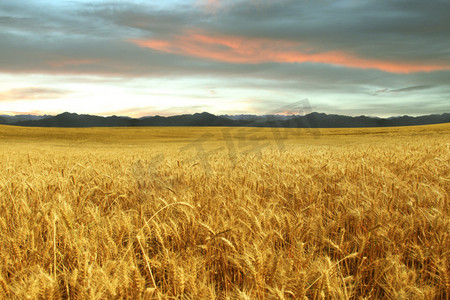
0;123;449;299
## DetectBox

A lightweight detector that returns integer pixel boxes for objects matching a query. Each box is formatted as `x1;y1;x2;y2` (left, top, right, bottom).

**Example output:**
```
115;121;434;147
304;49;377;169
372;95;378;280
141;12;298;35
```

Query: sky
0;0;449;117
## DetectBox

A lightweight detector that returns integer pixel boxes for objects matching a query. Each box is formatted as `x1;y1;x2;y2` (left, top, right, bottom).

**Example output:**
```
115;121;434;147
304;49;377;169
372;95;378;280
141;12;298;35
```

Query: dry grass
0;123;449;299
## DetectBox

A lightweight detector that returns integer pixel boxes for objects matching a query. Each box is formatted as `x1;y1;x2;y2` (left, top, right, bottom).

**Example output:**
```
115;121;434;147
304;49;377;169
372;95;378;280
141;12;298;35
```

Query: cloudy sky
0;0;449;117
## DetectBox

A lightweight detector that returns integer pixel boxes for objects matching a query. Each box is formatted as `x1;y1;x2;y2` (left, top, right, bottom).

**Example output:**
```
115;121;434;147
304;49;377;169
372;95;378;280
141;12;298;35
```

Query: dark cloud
209;0;450;63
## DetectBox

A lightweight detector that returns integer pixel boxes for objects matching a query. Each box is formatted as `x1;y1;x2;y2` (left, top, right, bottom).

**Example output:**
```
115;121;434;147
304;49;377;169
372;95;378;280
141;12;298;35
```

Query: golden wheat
0;123;448;299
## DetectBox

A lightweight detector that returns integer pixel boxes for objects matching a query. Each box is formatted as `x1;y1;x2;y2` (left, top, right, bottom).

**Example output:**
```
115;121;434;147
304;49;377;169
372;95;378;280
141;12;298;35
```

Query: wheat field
0;124;449;299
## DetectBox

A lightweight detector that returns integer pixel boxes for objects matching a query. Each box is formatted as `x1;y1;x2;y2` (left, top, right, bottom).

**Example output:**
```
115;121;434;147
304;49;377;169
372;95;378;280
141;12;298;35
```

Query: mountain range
0;112;449;128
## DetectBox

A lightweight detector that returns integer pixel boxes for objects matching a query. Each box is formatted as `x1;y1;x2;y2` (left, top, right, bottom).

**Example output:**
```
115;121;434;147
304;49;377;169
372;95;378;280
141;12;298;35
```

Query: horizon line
1;111;449;120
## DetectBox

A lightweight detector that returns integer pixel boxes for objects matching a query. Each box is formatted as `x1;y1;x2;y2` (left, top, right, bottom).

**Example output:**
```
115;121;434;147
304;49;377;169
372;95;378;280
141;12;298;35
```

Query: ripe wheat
0;123;448;299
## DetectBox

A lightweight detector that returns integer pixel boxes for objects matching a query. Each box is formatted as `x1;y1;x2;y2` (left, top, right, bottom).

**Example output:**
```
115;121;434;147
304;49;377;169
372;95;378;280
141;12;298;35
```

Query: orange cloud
130;30;450;74
0;110;47;116
198;0;222;14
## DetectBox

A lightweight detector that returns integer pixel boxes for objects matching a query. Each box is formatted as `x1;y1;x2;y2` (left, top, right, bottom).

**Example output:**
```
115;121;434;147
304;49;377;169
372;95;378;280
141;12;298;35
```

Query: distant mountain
6;112;132;127
221;114;297;121
1;112;449;128
139;112;236;126
0;114;49;124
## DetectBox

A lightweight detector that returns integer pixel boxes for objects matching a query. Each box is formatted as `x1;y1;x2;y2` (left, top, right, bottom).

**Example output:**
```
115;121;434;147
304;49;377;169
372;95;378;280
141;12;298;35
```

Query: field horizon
1;122;449;143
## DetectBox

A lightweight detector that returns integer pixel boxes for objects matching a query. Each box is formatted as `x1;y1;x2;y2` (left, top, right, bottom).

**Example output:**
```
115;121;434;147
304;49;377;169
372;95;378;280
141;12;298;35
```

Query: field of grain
0;124;449;299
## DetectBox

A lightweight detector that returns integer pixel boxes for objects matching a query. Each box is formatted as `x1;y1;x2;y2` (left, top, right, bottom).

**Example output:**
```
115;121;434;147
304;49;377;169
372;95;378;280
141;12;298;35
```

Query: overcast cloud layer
0;0;449;117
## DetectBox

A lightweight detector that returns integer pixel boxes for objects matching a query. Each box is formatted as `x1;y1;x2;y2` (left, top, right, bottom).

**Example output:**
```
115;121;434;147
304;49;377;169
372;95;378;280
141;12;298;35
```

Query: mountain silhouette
1;112;449;128
0;114;49;124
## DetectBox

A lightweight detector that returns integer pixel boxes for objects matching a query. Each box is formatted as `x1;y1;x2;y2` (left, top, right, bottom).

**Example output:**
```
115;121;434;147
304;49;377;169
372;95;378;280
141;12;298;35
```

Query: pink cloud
130;30;450;74
0;87;71;101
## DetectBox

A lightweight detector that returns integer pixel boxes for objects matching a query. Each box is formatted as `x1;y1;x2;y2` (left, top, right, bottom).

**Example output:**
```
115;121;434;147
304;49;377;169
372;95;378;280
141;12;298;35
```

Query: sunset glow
131;31;450;74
